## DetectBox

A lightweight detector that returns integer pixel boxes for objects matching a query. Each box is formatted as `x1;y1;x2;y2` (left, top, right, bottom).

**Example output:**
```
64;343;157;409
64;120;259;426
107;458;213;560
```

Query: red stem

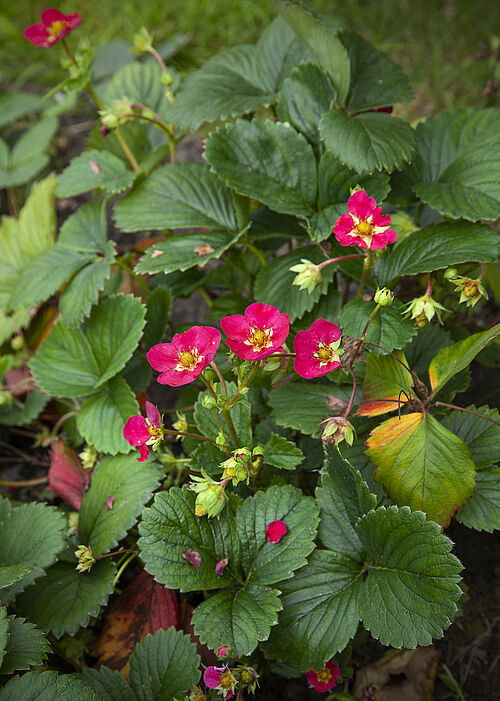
434;402;500;427
317;254;365;270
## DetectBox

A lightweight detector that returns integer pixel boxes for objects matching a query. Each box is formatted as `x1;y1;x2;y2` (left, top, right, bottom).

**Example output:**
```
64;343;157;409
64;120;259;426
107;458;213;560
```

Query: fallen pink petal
182;549;202;569
265;520;287;543
106;495;114;511
215;557;229;576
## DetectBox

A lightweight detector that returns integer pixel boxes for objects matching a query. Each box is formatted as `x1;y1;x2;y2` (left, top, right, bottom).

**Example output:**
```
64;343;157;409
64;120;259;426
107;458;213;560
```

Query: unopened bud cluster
445;268;488;308
74;544;94;573
403;294;447;327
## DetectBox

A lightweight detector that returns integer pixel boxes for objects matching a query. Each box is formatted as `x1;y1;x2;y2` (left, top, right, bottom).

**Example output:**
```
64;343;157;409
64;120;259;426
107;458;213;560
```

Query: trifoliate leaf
80;667;135;701
78;453;162;556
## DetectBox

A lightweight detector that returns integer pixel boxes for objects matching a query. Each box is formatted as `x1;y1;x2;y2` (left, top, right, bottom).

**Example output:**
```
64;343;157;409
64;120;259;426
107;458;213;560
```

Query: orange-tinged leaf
366;412;475;527
94;571;180;671
358;351;412;417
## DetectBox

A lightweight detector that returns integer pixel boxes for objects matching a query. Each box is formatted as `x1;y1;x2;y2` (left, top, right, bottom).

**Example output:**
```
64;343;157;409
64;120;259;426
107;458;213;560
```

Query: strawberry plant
1;1;499;699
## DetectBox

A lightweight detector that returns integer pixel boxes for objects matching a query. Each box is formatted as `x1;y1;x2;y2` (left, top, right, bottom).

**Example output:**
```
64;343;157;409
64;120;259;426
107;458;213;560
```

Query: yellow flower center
148;425;162;440
252;329;267;347
317;668;332;684
241;670;254;684
244;326;274;352
314;342;340;366
194;503;205;517
463;280;478;297
48;20;69;41
220;671;234;689
224;467;237;478
357;220;373;236
176;348;202;372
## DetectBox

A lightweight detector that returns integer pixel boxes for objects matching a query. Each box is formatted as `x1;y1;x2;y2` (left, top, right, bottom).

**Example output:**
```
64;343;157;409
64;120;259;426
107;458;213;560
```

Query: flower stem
167;428;231;454
0;477;48;487
357;250;373;296
433;402;500;426
243;240;267;267
211;361;227;397
112;552;137;589
343;367;358;419
222;409;241;448
317;253;365;270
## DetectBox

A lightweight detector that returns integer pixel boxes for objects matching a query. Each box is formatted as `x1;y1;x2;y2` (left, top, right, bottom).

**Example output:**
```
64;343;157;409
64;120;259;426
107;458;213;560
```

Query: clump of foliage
1;1;499;698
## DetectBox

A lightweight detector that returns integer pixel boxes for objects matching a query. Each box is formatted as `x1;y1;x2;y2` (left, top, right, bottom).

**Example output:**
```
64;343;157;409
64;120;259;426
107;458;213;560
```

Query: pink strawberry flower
333;189;397;251
123;401;162;462
294;319;343;379
265;520;287;543
24;8;82;47
203;666;236;699
221;303;289;361
217;645;231;658
147;326;221;386
306;659;340;693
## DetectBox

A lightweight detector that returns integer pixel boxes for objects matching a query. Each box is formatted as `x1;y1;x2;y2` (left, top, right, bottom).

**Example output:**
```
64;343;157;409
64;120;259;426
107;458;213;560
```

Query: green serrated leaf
77;376;138;455
0;565;37;591
455;466;500;533
442;405;500;468
366;413;476;527
263;433;304;469
0;119;58;188
0;670;101;700
403;324;452;377
276;62;333;150
264;549;362;669
255;16;312;92
129;628;201;701
237;485;318;585
78;453;162;556
269;383;352;436
30;295;146;398
0;502;66;604
16;560;114;639
0;391;49;427
59;241;115;327
0;91;43;127
269;0;350;105
205;119;317;217
357;506;462;647
412;108;500;221
0;616;50;674
320;109;416;173
341;298;416;354
254;245;335;322
168;45;271;130
57;149;136;197
8;246;96;309
0;607;7;668
58;200;107;253
343;31;413;112
429;324;500;395
114;163;238;233
138;488;241;591
317;446;376;558
81;667;135;701
135;230;243;276
375;221;499;285
192;583;282;656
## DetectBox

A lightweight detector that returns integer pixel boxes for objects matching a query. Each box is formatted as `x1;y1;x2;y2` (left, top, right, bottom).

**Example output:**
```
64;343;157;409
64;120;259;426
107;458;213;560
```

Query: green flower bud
402;294;447;326
78;445;98;470
74;545;95;573
321;417;355;446
444;267;459;281
161;71;174;86
189;474;227;518
374;287;394;306
133;27;154;54
10;335;24;351
289;259;322;294
201;394;217;410
0;391;13;408
215;432;227;446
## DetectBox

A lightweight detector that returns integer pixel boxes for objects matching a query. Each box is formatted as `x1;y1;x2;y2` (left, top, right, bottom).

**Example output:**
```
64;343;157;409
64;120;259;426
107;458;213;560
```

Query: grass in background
1;0;498;119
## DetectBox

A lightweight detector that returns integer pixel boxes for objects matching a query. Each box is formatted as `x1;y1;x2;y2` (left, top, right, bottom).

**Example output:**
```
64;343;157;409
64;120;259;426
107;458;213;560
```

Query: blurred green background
1;0;498;119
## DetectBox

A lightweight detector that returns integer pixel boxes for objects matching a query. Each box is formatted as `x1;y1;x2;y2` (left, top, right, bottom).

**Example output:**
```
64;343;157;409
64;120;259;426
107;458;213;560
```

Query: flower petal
347;189;376;220
147;343;179;372
123;415;150;446
244;302;281;328
145;401;161;428
137;444;150;462
203;666;225;689
220;314;251;342
265;520;287;543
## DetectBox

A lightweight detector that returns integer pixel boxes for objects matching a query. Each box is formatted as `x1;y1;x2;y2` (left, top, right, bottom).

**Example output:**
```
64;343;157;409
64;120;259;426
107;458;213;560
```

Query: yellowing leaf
358;351;412;417
366;413;475;526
